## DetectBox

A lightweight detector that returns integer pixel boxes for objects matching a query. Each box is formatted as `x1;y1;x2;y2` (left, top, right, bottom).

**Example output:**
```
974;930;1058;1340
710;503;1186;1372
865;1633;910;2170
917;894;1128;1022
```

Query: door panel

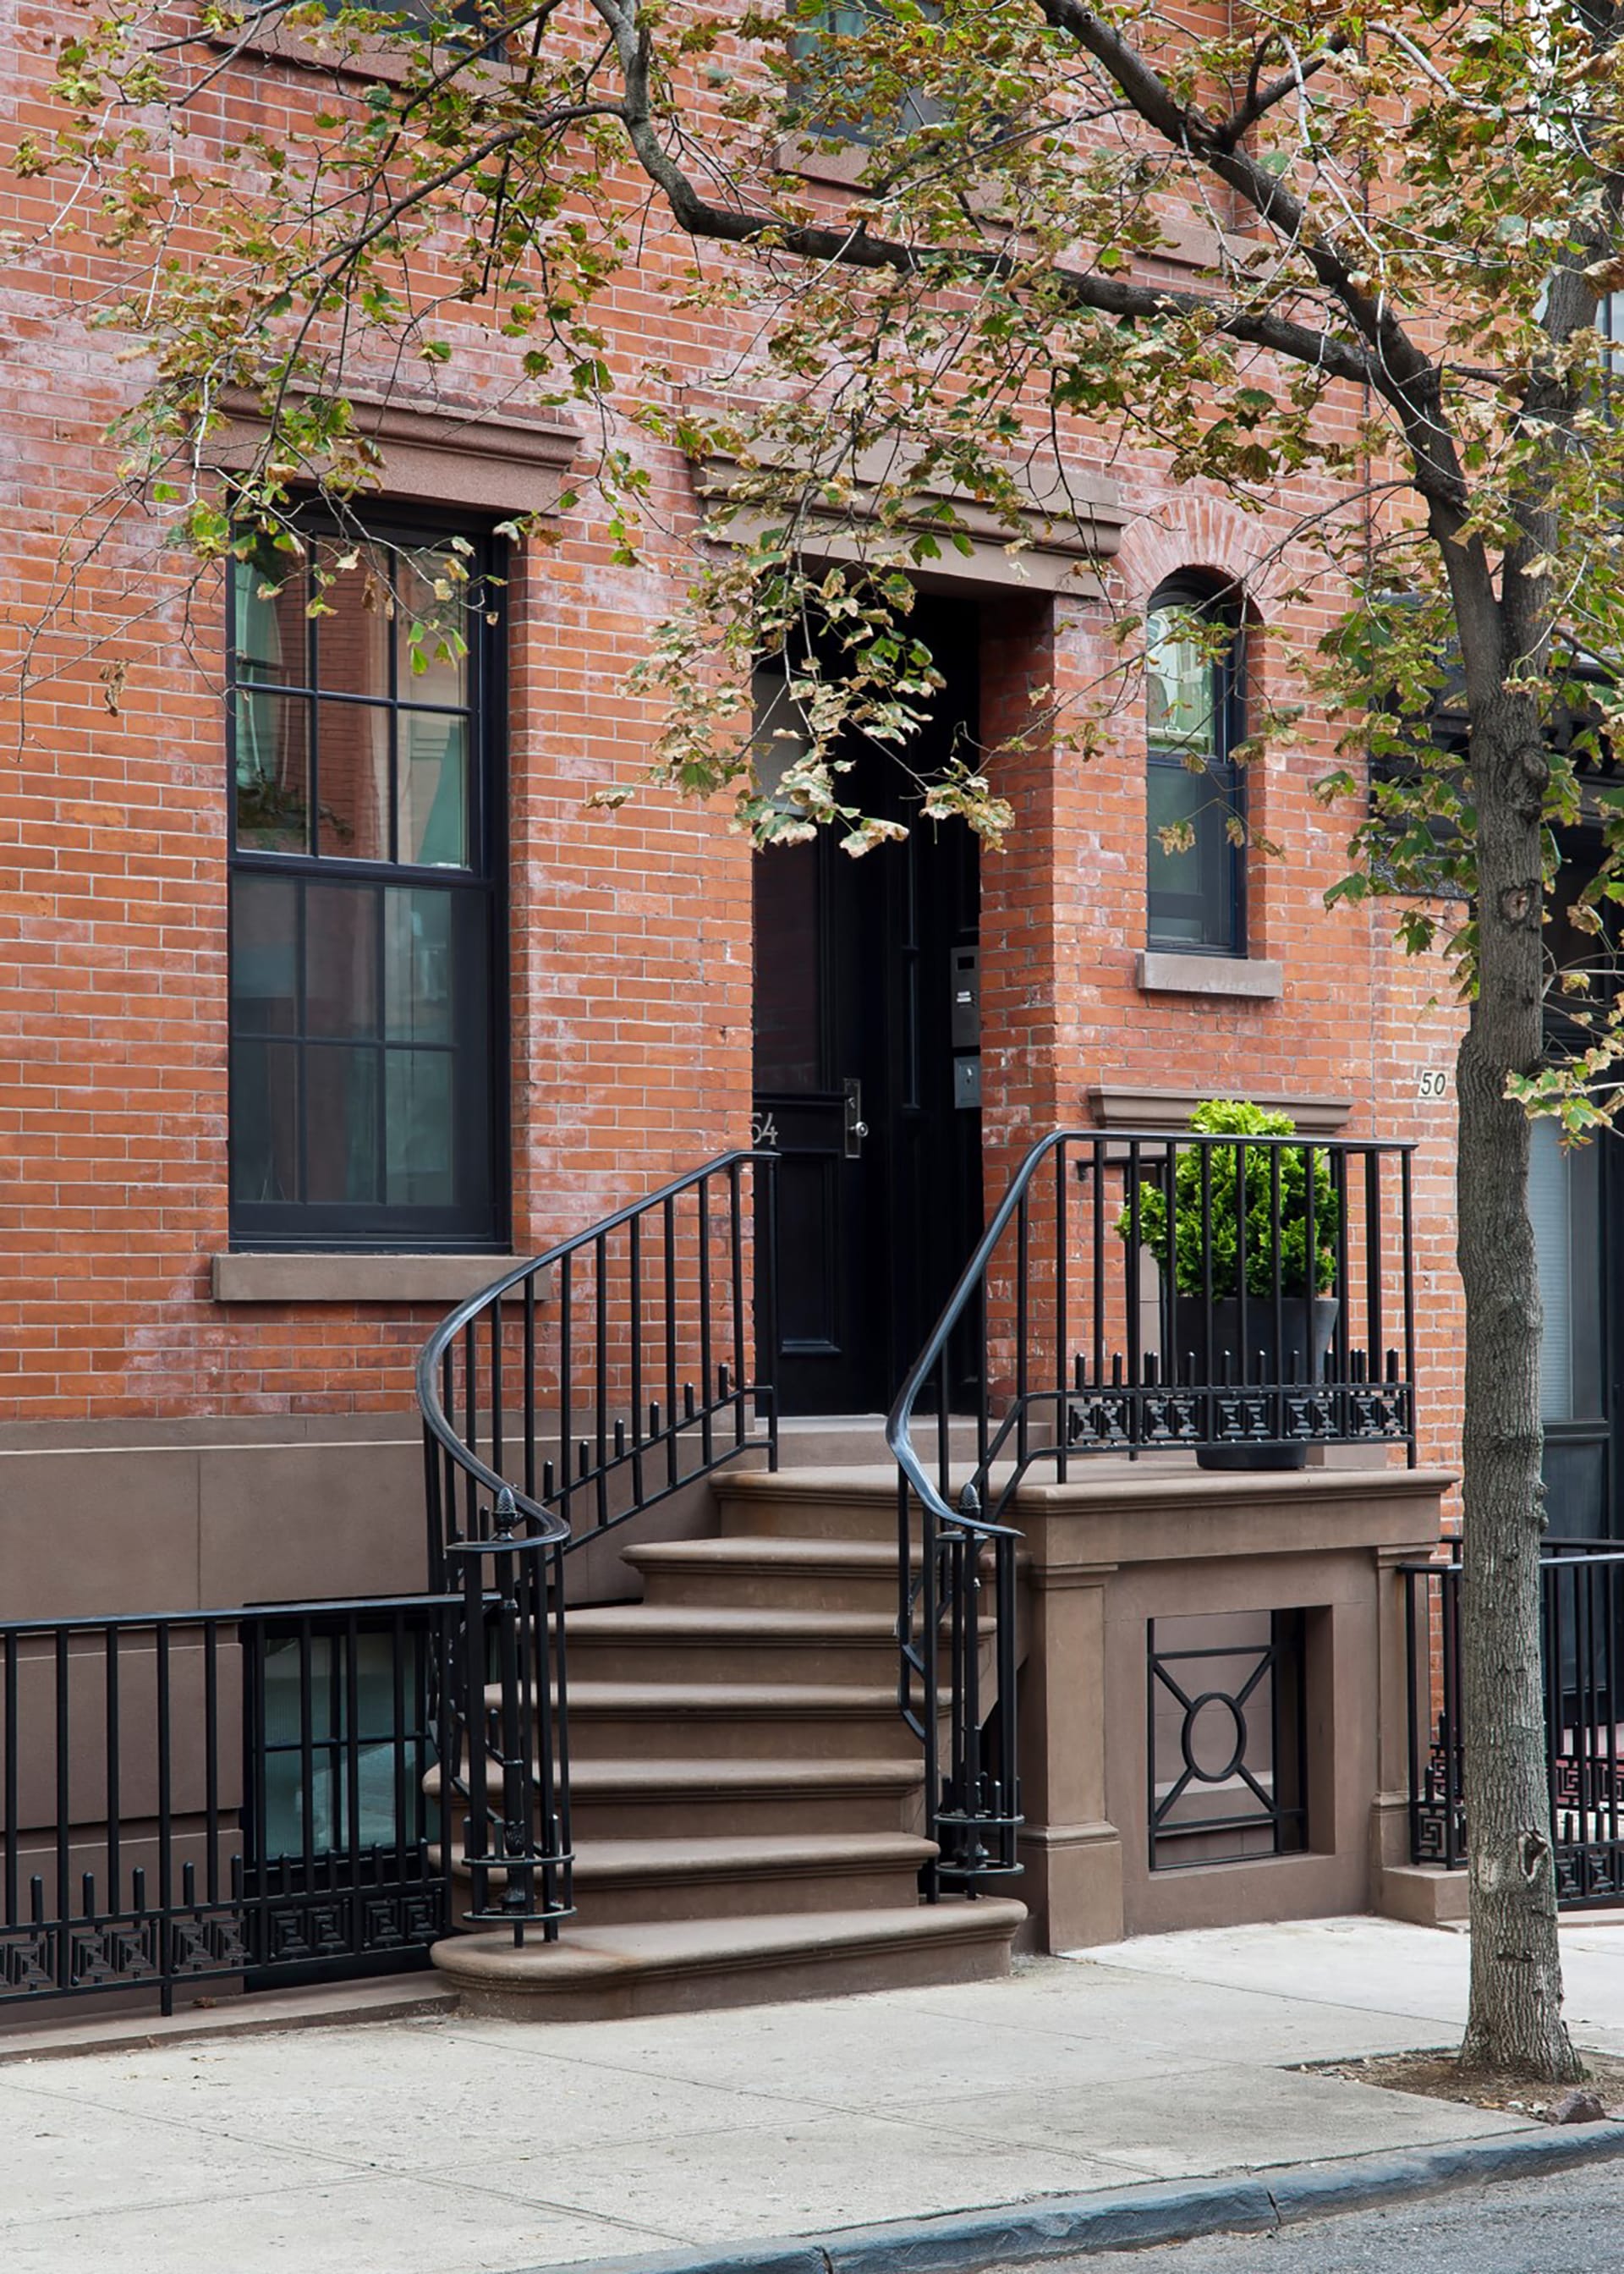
753;596;982;1416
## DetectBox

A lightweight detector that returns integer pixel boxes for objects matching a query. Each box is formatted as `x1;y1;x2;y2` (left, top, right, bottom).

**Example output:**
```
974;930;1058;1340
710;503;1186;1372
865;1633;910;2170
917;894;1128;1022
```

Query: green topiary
1119;1098;1339;1299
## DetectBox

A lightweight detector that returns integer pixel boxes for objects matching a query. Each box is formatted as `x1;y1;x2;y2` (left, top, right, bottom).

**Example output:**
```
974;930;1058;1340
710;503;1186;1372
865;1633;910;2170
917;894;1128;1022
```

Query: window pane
231;873;299;1035
261;1636;336;1855
1147;610;1215;750
398;711;467;867
396;549;469;711
233;556;306;689
304;882;379;1038
231;1037;299;1203
386;1051;454;1206
1530;1118;1604;1424
384;887;453;1043
304;1046;381;1203
313;542;393;701
235;691;310;853
316;700;391;860
1147;761;1237;950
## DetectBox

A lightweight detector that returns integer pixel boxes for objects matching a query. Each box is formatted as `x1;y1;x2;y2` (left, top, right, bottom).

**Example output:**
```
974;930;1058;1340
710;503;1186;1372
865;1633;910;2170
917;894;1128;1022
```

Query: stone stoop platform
431;1896;1028;2021
429;1461;1027;2020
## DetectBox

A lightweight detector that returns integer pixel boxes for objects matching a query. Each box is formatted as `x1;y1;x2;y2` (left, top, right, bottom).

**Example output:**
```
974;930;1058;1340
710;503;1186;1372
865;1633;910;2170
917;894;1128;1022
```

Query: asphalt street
1025;2162;1624;2273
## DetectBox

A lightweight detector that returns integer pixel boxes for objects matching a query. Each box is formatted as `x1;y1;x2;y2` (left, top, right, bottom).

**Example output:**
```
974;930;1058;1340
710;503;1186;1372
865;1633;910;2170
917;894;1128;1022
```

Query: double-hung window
1145;582;1247;956
228;521;506;1250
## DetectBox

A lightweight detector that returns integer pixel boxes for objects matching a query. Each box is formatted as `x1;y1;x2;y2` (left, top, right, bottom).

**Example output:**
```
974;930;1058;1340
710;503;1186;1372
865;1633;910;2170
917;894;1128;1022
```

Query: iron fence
0;1595;456;2015
1404;1540;1624;1907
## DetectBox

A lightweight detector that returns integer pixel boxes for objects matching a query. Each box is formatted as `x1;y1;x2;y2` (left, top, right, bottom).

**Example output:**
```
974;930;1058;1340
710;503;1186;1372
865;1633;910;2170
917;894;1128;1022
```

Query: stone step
431;1895;1029;2021
717;1468;912;1542
621;1535;908;1612
716;1464;1018;1541
560;1603;908;1684
511;1678;917;1760
426;1753;928;1840
453;1829;937;1930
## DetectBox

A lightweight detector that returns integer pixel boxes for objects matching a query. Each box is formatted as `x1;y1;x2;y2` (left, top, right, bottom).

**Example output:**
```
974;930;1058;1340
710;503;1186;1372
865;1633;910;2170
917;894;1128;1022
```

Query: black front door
753;598;983;1415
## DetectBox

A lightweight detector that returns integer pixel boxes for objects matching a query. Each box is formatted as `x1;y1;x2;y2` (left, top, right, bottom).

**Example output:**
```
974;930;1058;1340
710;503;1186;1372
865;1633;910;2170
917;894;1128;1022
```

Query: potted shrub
1119;1098;1341;1469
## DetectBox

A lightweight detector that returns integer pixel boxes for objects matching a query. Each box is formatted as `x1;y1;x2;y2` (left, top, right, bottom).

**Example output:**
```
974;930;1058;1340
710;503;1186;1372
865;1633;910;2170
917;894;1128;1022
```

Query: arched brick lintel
1110;497;1298;623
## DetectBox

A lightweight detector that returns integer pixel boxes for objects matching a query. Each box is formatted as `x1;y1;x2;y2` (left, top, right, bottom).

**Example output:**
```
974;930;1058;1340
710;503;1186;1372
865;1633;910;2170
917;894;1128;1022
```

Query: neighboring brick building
0;8;1468;1628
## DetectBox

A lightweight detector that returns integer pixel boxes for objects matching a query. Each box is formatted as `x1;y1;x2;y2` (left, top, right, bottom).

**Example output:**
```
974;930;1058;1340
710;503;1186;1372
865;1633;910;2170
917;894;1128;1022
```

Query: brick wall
0;13;1467;1512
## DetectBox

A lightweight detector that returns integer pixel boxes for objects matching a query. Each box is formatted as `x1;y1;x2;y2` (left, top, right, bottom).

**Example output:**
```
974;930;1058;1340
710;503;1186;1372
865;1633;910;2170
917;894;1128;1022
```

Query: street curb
528;2120;1624;2274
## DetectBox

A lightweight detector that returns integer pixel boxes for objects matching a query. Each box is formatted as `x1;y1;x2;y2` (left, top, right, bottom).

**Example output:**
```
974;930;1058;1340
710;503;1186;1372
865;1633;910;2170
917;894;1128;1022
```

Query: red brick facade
0;12;1467;1611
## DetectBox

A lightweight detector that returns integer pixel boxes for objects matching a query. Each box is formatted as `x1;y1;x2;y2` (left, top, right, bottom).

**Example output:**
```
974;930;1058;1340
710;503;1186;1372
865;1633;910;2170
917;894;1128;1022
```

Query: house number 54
1417;1068;1450;1100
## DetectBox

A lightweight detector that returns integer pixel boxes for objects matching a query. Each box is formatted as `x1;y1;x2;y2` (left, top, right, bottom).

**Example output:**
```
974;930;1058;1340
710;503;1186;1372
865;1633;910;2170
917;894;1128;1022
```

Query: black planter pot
1162;1293;1340;1472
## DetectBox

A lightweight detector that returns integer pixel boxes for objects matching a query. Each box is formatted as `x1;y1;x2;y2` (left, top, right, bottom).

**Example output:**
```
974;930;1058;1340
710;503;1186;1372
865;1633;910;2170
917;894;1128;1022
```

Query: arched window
1144;582;1246;956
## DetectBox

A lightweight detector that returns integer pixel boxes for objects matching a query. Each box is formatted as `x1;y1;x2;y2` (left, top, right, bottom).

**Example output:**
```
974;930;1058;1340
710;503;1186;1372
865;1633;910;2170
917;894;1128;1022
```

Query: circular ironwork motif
1180;1691;1248;1784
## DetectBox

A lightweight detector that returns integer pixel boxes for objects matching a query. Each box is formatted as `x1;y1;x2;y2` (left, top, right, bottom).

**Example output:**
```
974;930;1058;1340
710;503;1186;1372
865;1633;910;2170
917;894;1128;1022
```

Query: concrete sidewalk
3;1918;1622;2274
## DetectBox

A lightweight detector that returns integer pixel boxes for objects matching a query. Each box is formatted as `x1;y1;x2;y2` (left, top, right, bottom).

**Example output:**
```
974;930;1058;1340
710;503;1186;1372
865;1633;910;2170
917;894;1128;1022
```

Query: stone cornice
209;389;580;518
694;435;1125;596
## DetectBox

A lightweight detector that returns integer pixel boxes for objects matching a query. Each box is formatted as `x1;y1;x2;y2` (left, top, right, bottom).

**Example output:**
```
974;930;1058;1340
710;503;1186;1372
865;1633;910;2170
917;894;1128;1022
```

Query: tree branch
1210;34;1349;154
584;0;1380;393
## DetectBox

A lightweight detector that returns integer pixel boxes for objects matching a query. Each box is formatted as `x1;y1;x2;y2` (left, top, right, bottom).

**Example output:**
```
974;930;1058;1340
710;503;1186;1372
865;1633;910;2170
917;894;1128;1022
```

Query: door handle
842;1077;869;1159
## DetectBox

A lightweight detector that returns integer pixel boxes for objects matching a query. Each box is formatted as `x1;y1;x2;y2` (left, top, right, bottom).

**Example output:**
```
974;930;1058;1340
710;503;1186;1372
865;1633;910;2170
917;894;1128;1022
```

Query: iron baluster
699;1177;714;1472
629;1213;645;1507
595;1233;609;1528
523;1273;537;1502
1400;1149;1418;1464
729;1158;746;1450
559;1250;573;1534
156;1623;173;2013
1055;1140;1069;1484
664;1196;678;1492
490;1293;504;1482
1126;1139;1144;1454
53;1630;69;1996
1270;1145;1284;1448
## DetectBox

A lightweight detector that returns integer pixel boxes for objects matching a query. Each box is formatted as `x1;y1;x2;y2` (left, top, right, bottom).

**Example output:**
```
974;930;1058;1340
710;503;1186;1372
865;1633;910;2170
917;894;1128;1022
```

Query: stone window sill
1089;1083;1352;1135
212;1253;544;1305
1136;950;1283;1001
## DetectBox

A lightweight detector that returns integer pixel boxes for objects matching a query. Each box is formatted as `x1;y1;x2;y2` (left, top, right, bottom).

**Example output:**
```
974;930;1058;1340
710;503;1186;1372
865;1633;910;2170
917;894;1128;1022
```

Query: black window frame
226;507;510;1255
789;0;949;148
1144;577;1248;958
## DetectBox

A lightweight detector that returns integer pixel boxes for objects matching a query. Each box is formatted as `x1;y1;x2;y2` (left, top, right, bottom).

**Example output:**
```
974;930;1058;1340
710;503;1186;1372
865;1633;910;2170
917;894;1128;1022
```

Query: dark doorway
752;596;983;1415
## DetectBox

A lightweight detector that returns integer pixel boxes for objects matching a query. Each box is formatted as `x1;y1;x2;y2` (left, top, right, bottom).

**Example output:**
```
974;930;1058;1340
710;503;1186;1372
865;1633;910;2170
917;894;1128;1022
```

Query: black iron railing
0;1595;456;2015
414;1151;778;1939
889;1127;1418;1897
442;1487;573;1942
1404;1540;1624;1907
418;1151;778;1583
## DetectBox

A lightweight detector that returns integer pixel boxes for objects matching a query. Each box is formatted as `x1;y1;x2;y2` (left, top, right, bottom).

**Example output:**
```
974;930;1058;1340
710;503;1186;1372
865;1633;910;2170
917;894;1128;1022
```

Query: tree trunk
1456;694;1580;2081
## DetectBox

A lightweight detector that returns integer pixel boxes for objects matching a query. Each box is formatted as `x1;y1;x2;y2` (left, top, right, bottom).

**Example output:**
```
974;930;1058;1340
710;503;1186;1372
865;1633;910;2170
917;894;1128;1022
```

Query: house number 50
1417;1068;1450;1100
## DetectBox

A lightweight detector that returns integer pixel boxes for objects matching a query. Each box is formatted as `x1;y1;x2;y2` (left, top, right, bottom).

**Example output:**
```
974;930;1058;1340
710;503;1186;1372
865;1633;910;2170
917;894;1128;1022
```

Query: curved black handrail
887;1123;1420;1896
415;1148;779;1943
417;1148;778;1575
